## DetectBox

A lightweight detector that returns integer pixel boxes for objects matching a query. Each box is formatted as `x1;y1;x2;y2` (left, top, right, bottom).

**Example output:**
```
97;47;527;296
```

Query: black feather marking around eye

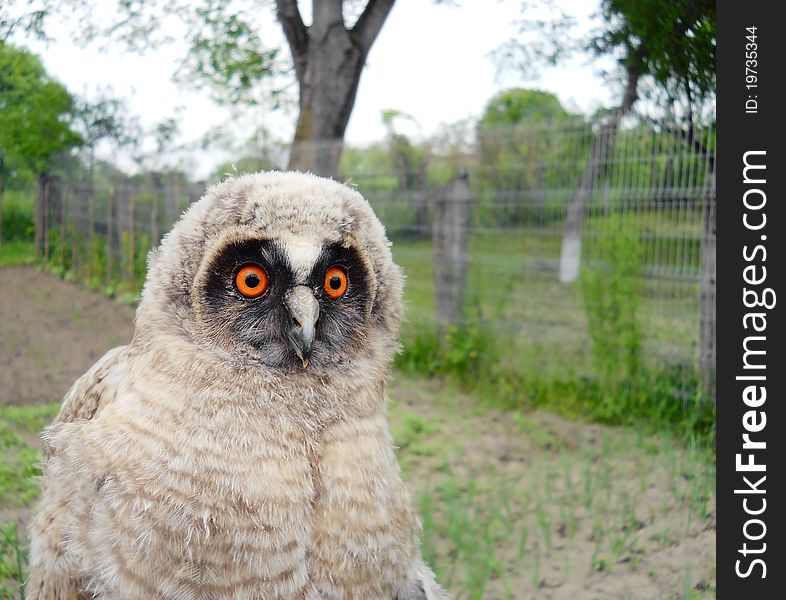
202;239;293;310
308;243;370;303
305;242;373;357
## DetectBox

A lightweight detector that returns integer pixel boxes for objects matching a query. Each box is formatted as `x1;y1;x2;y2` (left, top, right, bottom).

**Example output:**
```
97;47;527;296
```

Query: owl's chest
83;418;315;597
305;417;418;598
88;413;415;599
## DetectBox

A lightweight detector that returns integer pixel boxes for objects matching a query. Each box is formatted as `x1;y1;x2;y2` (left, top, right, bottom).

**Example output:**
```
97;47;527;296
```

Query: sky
21;0;617;179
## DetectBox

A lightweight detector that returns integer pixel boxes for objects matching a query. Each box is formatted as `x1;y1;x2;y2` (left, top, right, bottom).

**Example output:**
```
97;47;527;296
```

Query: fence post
172;173;183;217
87;183;95;280
71;186;79;277
0;168;4;247
432;173;472;338
535;160;546;220
189;181;207;207
415;159;429;237
35;175;46;258
114;182;128;283
60;185;68;275
106;187;114;286
166;171;179;229
699;168;716;403
151;172;163;245
128;192;136;286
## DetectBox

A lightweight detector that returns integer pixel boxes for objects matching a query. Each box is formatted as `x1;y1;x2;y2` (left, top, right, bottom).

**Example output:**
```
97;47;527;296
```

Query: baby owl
27;172;448;600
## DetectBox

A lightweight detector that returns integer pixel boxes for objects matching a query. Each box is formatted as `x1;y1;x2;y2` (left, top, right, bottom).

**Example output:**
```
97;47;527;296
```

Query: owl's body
27;172;446;600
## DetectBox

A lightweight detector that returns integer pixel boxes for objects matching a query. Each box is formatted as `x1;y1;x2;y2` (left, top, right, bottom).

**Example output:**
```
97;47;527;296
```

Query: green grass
0;242;35;267
0;190;36;268
0;403;60;598
387;376;716;599
0;522;26;600
0;404;59;508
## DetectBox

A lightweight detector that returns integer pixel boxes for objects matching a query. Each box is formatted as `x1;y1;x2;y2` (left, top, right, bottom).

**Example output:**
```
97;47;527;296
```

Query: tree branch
634;111;715;170
352;0;395;55
275;0;308;79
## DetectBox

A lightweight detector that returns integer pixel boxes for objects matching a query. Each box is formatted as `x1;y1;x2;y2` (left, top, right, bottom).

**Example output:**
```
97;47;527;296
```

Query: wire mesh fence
34;174;206;289
354;120;715;382
32;118;716;395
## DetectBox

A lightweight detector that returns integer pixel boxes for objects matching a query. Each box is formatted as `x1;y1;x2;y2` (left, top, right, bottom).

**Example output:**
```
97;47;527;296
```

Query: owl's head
136;172;403;377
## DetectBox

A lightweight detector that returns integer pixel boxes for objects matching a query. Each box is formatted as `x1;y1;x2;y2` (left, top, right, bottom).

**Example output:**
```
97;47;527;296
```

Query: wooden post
128;192;136;285
151;172;163;245
189;181;207;206
35;175;46;258
415;159;429;237
530;159;544;226
43;178;50;262
0;166;4;248
107;187;114;286
432;173;472;338
699;168;716;404
60;185;68;274
171;171;182;222
87;184;95;280
71;186;79;277
165;171;178;229
115;182;128;283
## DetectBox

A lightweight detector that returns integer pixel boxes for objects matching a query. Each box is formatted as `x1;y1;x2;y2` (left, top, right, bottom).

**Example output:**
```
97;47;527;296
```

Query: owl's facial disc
200;238;373;371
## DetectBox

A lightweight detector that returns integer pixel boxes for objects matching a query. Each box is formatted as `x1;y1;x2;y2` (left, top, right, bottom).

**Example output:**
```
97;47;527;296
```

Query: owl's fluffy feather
27;172;448;599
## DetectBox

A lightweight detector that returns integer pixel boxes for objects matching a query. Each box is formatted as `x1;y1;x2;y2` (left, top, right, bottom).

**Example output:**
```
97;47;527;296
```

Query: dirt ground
0;266;716;599
0;266;135;406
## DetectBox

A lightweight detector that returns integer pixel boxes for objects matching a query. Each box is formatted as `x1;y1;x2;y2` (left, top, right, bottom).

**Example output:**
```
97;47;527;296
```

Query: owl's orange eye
323;266;347;299
235;264;268;298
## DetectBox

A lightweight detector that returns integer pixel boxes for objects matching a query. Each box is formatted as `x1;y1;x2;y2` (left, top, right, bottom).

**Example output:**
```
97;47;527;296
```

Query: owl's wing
49;345;127;427
26;346;128;600
396;559;452;600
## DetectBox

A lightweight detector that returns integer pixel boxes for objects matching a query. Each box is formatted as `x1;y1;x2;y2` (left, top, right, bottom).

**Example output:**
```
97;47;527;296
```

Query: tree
494;0;715;280
585;1;717;401
276;0;395;176
478;88;570;130
475;88;578;205
73;91;139;183
0;40;81;244
497;0;716;398
0;4;48;42
3;1;398;180
380;111;423;184
592;0;716;128
380;109;429;234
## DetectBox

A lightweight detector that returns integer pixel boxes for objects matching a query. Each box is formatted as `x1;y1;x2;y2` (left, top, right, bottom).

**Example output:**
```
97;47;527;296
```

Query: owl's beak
284;286;320;367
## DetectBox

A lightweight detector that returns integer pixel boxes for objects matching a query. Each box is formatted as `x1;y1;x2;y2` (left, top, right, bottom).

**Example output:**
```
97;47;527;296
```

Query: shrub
580;222;644;410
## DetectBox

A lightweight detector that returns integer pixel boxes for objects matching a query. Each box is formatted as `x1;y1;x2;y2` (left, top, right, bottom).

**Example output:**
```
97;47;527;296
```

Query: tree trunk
558;59;640;283
276;0;395;178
